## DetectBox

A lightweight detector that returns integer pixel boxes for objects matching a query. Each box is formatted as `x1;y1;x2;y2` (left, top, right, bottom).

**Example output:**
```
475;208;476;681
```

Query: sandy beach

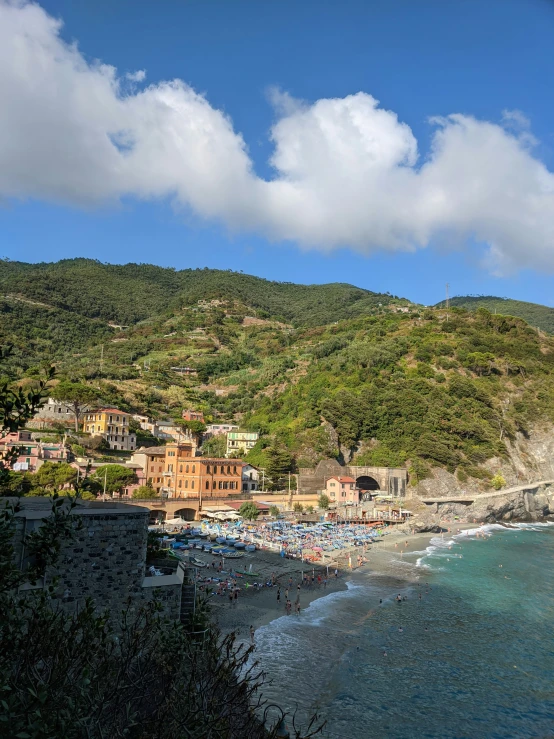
204;523;476;639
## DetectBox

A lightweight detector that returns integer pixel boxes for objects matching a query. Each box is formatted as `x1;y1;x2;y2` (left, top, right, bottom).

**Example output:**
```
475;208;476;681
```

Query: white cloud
126;69;146;83
1;0;554;274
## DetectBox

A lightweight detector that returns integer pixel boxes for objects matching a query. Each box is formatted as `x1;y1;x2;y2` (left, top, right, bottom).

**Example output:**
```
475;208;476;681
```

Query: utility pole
445;283;450;322
103;467;107;502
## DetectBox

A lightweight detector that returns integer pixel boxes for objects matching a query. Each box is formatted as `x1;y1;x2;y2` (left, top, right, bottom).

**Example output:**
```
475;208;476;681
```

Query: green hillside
4;260;554;488
0;258;407;327
435;296;554;334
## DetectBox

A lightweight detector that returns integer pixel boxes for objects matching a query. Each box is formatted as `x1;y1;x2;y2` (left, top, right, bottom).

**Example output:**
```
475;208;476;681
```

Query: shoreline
211;523;478;638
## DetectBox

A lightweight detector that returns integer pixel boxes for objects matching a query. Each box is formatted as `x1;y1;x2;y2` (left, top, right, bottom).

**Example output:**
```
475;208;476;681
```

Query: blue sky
1;0;554;306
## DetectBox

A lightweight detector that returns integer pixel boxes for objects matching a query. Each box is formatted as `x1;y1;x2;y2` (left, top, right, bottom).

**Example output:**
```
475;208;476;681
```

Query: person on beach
250;626;255;644
335;568;339;579
229;592;233;606
323;578;327;589
285;588;289;600
297;583;301;595
277;588;281;604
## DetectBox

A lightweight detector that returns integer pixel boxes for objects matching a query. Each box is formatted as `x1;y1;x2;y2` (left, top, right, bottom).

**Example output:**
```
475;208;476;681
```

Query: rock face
412;424;554;502
419;480;554;524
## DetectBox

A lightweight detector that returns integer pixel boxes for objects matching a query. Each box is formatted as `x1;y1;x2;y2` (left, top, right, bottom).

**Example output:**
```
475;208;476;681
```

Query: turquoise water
255;524;554;738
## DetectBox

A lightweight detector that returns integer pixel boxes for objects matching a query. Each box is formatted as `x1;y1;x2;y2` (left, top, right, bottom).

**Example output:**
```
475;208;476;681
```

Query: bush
491;473;506;490
318;493;330;510
293;502;304;513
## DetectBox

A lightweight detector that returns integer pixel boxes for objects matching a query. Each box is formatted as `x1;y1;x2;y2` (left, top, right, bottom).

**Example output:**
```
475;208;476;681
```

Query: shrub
318;493;330;510
491;473;506;490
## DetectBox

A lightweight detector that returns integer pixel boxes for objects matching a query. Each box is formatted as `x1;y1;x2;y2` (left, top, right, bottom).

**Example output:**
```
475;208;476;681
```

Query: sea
254;524;554;739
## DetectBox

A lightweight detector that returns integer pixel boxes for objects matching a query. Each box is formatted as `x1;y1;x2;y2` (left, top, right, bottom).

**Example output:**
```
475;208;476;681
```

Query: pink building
325;476;359;504
0;430;70;472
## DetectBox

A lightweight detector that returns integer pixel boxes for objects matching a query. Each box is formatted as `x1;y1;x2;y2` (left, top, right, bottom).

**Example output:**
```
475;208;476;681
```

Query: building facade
29;398;76;429
0;430;70;472
163;451;244;498
130;446;167;493
181;409;205;422
325;476;359;503
226;431;259;457
205;423;238;439
83;409;136;451
242;464;260;492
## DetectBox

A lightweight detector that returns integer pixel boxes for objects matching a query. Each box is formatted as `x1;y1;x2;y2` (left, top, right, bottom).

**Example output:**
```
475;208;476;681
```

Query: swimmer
383;651;387;657
398;627;404;633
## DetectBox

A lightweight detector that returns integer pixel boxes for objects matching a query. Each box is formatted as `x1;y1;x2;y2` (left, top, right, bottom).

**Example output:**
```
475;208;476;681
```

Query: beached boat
234;542;246;550
223;551;244;559
225;538;237;546
215;536;227;544
189;556;207;567
245;544;256;552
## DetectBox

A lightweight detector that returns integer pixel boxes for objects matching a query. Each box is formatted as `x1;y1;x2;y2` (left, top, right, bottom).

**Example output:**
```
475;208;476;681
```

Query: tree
306;505;314;514
51;381;98;432
1;345;53;488
30;461;77;494
92;464;137;494
318;493;330;510
269;505;280;518
266;444;294;490
202;434;227;457
133;483;158;499
238;501;260;520
293;502;304;513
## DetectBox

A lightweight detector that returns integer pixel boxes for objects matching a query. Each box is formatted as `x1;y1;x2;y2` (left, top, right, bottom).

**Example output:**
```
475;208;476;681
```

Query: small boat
215;537;227;544
203;544;213;552
189;556;207;567
234;542;246;550
224;551;244;559
245;545;256;552
225;538;236;546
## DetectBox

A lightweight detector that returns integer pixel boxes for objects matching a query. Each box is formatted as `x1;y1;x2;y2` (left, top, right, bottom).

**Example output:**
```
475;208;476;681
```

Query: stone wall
12;499;183;623
298;459;408;497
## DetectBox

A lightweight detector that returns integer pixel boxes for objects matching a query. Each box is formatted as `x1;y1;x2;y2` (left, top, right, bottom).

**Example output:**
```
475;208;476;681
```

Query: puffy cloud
1;0;553;274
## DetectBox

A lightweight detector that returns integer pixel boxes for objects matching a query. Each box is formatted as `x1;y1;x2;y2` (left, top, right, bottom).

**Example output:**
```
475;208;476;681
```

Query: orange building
163;445;244;498
130;446;168;493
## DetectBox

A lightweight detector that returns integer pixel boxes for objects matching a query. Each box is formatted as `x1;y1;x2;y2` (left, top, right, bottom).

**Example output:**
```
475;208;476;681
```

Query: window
185;464;189;473
178;480;182;488
227;466;230;474
212;481;216;490
192;465;195;473
342;492;346;497
233;466;237;474
179;465;183;473
206;465;211;474
330;482;336;487
185;479;188;489
205;481;209;490
191;480;195;489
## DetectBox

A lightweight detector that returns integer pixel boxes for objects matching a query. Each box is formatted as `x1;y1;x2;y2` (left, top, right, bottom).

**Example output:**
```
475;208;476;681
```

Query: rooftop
328;476;356;483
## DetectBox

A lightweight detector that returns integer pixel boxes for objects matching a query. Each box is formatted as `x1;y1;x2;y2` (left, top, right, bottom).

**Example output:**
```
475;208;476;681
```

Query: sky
1;0;554;306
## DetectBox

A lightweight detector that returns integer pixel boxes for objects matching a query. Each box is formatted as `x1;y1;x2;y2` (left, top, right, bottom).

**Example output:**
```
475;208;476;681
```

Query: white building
205;423;239;439
242;464;260;492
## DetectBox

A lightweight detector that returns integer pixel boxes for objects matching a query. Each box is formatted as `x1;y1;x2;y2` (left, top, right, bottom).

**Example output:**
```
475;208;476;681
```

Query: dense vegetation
0;258;405;328
435;295;554;334
5;260;554;487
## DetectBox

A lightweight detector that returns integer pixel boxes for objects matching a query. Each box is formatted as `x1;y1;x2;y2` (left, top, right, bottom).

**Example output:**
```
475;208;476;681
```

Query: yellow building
83;408;136;451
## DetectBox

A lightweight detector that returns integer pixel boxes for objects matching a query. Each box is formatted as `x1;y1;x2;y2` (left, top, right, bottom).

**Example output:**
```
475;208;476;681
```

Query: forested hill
0;258;407;327
435;296;554;334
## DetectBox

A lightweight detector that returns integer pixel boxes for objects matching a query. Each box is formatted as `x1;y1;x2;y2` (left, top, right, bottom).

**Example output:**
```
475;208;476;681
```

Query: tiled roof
328;476;356;483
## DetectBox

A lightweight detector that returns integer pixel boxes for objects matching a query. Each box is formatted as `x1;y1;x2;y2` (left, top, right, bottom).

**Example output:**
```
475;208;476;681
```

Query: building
132;416;196;445
242;464;260;492
130;446;167;493
298;459;408;498
204;423;239;439
10;497;185;622
325;476;359;504
182;409;205;423
226;431;259;457
0;430;70;472
163;451;244;498
29;398;77;429
83;409;136;451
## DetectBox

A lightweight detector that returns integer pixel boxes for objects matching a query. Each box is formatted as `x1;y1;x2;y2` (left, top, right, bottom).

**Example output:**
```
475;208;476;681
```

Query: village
1;397;410;526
